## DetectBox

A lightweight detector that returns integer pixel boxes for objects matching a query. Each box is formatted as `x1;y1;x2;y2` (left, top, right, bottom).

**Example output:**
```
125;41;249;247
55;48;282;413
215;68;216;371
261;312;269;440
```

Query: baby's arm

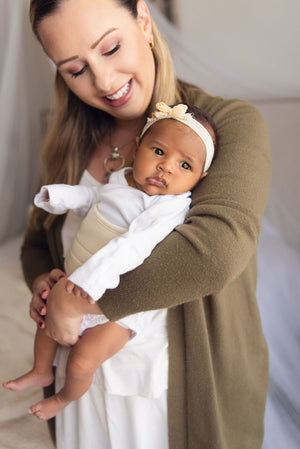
34;184;102;216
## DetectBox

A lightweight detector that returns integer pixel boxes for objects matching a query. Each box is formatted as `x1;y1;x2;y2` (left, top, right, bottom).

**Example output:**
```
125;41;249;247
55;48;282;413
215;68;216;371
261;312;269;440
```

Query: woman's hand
30;269;66;328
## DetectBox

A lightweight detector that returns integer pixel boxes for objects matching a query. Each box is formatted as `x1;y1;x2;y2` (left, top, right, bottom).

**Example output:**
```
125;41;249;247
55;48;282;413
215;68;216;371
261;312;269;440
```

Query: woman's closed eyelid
103;42;121;56
68;42;120;78
71;64;88;78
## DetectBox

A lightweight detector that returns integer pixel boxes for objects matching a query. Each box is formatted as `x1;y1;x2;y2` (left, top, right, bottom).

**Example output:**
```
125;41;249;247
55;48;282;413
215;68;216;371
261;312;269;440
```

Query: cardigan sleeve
20;215;65;290
99;93;271;321
20;224;56;290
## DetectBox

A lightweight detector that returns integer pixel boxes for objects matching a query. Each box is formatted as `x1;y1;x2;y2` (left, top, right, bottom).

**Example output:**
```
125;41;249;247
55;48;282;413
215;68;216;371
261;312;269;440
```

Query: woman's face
38;0;156;122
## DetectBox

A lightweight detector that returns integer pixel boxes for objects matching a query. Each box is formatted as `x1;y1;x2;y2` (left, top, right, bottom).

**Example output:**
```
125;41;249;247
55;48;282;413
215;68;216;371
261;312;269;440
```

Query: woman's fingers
29;270;65;326
30;275;52;324
29;292;47;326
49;268;66;287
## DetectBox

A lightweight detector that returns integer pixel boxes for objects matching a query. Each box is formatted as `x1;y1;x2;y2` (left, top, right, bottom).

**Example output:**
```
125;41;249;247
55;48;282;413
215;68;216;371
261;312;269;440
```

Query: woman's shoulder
177;79;263;122
177;79;268;147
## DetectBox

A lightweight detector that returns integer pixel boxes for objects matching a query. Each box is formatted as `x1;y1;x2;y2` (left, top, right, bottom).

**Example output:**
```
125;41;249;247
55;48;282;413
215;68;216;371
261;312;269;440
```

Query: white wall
254;100;300;250
176;0;300;100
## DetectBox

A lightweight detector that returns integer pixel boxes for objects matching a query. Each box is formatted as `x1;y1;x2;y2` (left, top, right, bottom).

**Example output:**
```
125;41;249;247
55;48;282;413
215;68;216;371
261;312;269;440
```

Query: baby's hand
65;281;95;304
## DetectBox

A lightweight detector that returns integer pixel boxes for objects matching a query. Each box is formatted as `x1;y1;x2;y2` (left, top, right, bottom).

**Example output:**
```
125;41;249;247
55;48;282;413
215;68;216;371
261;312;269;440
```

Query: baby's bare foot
28;393;70;420
3;369;54;392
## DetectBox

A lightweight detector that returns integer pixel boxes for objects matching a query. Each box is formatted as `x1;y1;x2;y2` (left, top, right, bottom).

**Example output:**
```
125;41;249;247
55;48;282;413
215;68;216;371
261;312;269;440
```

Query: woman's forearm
99;98;271;321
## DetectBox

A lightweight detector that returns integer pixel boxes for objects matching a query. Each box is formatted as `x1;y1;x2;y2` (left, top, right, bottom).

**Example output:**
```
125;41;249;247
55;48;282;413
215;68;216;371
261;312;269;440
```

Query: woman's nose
91;62;114;94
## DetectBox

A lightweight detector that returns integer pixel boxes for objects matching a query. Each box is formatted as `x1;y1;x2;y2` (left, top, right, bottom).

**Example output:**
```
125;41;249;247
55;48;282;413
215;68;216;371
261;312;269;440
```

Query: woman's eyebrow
90;27;118;49
57;28;118;67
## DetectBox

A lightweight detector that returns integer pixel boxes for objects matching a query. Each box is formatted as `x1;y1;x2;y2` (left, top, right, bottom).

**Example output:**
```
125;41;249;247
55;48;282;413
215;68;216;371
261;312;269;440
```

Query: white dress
53;170;189;449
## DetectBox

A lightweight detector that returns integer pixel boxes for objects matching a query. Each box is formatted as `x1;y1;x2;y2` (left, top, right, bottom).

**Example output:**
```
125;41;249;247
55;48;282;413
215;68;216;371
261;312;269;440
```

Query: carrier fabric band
140;102;215;171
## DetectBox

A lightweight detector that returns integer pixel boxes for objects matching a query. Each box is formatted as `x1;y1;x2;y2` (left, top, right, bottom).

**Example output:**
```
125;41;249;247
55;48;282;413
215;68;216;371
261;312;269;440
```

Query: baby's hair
185;105;218;158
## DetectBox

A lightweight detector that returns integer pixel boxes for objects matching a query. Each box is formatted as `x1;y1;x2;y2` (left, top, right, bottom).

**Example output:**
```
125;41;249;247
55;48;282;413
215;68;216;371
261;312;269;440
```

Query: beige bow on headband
152;102;192;121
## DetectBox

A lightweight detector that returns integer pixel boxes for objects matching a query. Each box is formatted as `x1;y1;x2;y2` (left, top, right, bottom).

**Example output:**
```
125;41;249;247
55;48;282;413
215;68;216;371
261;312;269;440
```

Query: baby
3;102;217;420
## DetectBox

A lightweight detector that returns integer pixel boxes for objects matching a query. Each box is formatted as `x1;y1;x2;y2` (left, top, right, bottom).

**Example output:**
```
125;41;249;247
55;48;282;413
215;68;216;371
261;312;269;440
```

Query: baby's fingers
65;280;75;294
73;286;88;299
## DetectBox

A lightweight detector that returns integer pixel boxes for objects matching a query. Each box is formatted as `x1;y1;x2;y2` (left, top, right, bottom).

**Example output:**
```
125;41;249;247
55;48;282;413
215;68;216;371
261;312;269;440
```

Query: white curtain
0;0;54;242
149;3;279;101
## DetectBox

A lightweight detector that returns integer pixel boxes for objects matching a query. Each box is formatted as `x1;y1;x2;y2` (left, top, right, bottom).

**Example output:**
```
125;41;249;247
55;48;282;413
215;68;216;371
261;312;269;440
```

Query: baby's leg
3;327;56;391
29;321;131;420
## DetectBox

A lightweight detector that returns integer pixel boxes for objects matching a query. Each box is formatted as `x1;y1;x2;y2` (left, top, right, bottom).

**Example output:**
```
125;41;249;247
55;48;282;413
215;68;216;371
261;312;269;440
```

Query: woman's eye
153;147;164;156
71;65;88;78
180;161;191;170
104;42;121;56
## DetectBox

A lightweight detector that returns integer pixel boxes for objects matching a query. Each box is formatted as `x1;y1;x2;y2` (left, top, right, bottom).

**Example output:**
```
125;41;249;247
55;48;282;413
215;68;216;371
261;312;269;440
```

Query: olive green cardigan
21;85;271;449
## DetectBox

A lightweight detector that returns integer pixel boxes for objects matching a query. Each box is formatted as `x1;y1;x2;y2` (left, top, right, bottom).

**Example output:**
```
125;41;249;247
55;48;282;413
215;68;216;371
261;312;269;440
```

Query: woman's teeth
106;82;130;101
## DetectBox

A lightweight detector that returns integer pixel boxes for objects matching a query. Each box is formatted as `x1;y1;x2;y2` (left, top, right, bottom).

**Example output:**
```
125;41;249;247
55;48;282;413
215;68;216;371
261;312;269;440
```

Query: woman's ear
137;0;153;43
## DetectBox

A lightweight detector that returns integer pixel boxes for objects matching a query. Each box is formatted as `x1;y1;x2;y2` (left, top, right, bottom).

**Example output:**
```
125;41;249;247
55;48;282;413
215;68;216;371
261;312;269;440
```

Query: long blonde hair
29;0;185;228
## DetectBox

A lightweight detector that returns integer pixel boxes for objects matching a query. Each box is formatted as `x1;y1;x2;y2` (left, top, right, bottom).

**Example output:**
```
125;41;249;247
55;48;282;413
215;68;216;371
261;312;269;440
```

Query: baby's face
132;119;207;195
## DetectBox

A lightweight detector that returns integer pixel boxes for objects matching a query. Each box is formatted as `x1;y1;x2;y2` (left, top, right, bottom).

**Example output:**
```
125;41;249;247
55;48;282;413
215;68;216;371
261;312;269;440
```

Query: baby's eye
71;65;88;78
180;161;191;170
104;42;121;56
153;147;164;156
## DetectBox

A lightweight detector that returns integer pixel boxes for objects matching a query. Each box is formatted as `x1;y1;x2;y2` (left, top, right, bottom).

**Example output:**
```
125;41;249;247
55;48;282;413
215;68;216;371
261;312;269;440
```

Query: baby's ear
200;171;208;180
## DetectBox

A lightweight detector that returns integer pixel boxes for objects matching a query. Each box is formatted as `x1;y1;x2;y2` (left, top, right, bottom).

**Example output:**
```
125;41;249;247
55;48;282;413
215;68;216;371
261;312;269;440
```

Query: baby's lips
147;177;166;187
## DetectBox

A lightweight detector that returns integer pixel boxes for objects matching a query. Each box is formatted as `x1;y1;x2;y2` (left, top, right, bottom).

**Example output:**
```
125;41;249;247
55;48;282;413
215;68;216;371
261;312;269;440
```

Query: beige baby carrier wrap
65;204;125;275
65;205;125;333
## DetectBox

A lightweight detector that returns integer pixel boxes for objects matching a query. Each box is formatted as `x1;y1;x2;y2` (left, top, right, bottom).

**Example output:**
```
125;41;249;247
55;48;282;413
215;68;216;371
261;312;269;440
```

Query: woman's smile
106;80;131;101
102;80;133;107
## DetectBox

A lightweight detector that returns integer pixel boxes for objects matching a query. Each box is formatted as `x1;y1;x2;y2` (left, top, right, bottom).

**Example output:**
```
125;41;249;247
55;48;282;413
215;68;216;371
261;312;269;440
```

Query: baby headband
140;102;215;171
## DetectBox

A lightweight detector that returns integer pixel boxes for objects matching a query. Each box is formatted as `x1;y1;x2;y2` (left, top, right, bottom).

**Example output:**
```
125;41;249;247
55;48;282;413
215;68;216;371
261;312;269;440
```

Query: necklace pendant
104;136;135;180
112;147;121;159
104;151;125;175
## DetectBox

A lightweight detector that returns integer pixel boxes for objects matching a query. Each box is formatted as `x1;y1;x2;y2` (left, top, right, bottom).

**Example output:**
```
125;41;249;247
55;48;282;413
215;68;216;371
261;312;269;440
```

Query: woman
22;0;271;448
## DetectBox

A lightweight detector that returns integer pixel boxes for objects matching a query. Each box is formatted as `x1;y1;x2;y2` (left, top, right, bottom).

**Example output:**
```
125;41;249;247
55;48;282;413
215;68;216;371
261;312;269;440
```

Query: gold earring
149;39;154;49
